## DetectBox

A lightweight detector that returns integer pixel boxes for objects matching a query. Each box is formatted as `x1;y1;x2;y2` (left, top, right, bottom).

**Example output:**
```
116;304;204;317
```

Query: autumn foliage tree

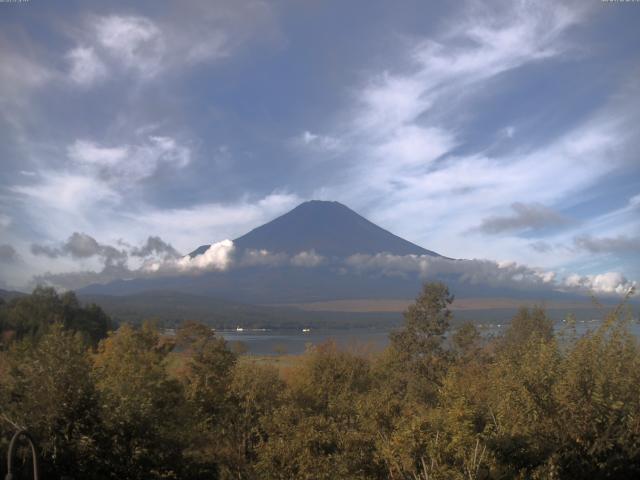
1;284;639;479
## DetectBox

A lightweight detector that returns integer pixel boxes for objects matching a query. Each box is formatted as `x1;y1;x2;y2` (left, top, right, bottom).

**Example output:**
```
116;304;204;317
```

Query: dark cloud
130;236;180;258
32;232;180;263
33;262;133;291
30;244;61;258
0;244;19;263
31;232;127;266
30;233;184;289
574;234;640;254
529;241;553;253
475;202;571;235
64;232;102;258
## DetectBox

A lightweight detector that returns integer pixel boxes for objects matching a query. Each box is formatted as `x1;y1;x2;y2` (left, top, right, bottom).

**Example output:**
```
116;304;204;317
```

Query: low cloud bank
30;235;636;297
564;272;636;296
291;250;324;268
32;236;327;289
145;243;325;272
345;252;635;296
239;249;288;267
346;254;557;289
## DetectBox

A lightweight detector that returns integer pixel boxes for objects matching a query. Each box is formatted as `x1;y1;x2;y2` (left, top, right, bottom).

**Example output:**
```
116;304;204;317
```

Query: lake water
219;328;391;355
219;319;640;356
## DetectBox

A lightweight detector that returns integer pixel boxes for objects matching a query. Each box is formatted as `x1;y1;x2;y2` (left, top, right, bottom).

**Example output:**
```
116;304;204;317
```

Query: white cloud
302;131;318;143
95;15;164;77
297;130;342;152
67;135;190;183
68;140;128;166
0;214;11;229
345;253;557;288
183;29;229;64
564;272;636;295
0;41;54;138
170;0;278;65
291;250;324;267
66;46;107;86
502;126;516;138
356;112;626;265
375;125;454;169
136;192;301;251
143;242;325;274
240;249;289;267
22;230;635;298
62;3;277;87
174;239;235;271
355;1;582;131
157;245;326;271
343;252;637;296
304;0;640;282
8;172;121;248
6;179;301;283
11;173;119;216
6;133;193;259
0;45;52;103
316;0;590;207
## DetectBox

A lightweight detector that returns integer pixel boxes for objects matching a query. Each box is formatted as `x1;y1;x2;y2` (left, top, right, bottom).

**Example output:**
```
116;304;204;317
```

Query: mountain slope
0;289;27;301
190;200;442;258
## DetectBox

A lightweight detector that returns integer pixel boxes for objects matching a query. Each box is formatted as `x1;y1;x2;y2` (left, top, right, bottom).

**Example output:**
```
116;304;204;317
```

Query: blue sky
0;0;638;294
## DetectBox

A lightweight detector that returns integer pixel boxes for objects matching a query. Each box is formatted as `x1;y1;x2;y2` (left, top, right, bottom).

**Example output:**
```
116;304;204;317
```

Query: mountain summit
190;200;441;258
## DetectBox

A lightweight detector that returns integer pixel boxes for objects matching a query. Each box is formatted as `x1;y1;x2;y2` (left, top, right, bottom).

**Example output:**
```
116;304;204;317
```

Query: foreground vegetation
1;284;639;479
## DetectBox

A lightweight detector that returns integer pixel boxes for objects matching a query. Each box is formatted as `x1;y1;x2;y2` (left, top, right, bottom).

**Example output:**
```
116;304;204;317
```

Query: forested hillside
1;284;639;479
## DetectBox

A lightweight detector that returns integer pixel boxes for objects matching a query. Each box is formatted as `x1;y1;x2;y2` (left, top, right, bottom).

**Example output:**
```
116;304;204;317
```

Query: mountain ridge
77;199;606;314
189;200;443;258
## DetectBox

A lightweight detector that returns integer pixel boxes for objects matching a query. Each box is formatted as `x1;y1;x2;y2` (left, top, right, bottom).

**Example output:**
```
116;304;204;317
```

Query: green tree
222;361;285;479
550;306;640;478
0;324;103;479
92;322;185;479
388;282;454;403
1;287;112;345
257;342;382;480
499;305;553;356
488;329;562;478
452;322;482;361
177;321;237;478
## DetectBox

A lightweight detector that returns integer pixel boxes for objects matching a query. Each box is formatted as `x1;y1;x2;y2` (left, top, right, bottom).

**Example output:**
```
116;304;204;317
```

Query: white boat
302;328;310;333
236;326;244;332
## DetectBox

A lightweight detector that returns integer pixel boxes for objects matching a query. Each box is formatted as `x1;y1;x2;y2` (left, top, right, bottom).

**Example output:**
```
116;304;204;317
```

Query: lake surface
219;319;640;356
219;328;391;355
